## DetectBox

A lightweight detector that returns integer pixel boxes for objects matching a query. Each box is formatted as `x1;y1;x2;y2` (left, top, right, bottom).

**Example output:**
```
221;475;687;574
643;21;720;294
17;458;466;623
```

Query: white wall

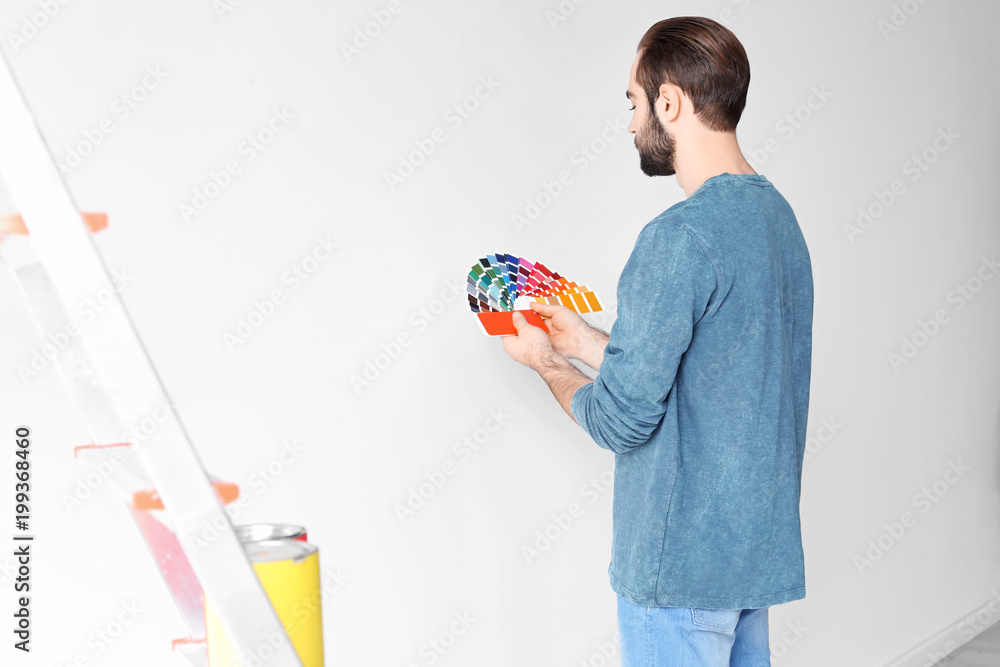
0;0;998;665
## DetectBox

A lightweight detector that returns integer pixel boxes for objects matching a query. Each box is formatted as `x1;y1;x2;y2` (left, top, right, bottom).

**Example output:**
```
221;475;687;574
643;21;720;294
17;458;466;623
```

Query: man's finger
529;301;559;313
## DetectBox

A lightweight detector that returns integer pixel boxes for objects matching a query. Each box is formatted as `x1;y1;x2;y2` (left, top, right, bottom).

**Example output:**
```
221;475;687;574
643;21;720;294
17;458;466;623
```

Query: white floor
945;622;1000;666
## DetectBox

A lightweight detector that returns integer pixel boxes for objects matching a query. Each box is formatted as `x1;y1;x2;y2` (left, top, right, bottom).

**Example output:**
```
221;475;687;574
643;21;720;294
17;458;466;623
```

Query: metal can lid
245;539;317;564
234;523;307;542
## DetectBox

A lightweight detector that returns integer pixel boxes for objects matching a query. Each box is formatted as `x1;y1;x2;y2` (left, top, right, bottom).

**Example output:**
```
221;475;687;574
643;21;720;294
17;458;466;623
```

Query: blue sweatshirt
570;172;813;609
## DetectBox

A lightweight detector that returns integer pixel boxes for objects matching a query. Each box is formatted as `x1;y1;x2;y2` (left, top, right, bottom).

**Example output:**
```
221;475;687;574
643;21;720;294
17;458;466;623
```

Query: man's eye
629;106;636;111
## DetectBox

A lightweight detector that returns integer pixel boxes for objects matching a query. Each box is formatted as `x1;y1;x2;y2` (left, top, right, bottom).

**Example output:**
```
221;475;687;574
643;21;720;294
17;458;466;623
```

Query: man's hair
636;17;750;132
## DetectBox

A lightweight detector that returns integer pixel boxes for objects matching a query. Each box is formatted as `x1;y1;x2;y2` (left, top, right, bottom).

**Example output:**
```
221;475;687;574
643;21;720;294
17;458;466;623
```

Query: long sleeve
580;174;812;609
570;218;720;454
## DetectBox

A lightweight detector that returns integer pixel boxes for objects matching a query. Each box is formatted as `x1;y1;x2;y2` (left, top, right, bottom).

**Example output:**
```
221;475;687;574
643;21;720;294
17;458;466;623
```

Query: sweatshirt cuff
570;381;594;434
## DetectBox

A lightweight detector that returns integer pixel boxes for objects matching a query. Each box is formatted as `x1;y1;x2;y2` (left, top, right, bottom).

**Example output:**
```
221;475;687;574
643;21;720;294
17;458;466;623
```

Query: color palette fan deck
467;252;603;336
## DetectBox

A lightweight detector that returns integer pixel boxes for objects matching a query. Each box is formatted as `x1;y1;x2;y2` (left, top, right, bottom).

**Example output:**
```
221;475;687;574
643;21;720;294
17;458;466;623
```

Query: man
501;16;813;667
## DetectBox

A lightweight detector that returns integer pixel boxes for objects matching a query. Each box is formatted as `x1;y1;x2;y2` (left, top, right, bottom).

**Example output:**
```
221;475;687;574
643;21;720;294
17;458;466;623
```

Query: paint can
205;539;324;666
234;523;308;543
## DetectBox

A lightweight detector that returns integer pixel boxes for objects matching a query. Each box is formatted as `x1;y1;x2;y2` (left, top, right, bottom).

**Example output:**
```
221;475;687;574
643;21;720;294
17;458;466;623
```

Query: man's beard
636;111;676;177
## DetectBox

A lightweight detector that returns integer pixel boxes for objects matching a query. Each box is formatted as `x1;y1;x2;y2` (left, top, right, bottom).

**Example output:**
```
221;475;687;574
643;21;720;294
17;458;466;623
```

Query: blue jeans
617;594;771;666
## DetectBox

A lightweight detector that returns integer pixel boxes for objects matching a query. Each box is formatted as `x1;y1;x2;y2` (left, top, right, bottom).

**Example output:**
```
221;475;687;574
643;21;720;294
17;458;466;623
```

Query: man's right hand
528;301;608;370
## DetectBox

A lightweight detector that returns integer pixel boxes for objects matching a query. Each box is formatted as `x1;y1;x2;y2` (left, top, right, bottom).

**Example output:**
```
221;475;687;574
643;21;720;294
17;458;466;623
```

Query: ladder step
134;481;240;510
0;211;107;235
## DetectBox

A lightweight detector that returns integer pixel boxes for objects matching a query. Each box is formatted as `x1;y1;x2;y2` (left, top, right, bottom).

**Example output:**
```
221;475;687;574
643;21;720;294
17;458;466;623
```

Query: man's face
627;52;677;177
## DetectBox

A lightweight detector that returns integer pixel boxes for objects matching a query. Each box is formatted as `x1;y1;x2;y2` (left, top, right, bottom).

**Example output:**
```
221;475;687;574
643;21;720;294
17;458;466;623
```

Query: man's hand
528;302;608;370
501;311;556;370
499;309;593;424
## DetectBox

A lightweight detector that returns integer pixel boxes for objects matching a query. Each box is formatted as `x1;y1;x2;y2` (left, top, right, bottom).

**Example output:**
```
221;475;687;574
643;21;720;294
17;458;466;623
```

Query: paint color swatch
468;253;603;336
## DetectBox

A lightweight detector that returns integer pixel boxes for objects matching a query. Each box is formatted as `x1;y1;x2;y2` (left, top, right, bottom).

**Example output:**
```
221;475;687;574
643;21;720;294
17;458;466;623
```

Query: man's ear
657;82;682;124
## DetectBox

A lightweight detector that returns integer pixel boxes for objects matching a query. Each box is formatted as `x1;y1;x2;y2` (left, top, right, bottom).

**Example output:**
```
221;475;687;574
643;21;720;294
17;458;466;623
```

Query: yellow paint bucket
205;539;324;666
